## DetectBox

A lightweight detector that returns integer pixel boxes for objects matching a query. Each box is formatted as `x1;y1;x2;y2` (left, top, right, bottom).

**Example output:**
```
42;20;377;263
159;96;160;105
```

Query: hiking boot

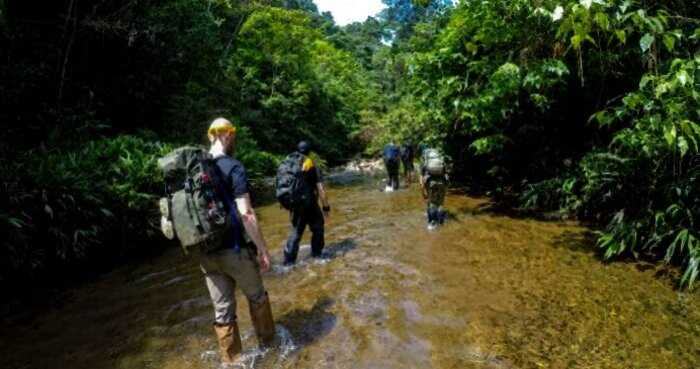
438;209;448;224
312;250;329;260
213;322;242;363
249;293;276;347
283;252;297;266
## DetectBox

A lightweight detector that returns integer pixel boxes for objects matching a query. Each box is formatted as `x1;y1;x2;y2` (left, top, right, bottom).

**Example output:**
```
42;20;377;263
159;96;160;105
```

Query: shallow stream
2;174;698;369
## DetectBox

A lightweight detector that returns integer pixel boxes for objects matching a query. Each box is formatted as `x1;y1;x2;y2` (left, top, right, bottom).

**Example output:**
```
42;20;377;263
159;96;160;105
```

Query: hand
257;248;271;273
322;208;330;222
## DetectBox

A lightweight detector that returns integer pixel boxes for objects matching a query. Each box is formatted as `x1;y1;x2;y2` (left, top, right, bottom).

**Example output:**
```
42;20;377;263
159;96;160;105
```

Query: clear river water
2;173;698;369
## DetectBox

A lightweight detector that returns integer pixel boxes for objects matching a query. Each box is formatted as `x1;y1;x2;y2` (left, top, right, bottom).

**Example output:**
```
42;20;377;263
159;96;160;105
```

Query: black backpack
275;152;313;210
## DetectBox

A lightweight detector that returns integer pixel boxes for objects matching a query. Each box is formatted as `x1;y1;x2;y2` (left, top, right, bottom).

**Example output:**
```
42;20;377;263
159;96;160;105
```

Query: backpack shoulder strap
211;156;242;253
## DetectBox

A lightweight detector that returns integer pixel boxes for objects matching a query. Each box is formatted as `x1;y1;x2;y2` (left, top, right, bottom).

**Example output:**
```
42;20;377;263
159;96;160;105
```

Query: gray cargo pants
200;247;267;325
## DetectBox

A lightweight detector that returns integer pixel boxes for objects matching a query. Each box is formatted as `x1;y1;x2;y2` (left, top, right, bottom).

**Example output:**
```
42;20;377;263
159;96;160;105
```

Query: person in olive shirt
202;118;275;364
283;141;331;265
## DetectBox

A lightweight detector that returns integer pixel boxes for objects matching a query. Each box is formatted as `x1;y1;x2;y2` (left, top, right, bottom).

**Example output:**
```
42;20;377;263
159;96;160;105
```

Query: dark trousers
402;158;414;174
385;160;400;190
284;204;325;263
427;205;444;224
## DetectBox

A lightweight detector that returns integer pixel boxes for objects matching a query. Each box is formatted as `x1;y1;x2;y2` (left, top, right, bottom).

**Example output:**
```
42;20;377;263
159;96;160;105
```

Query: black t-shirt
216;156;249;197
301;155;323;189
215;155;250;247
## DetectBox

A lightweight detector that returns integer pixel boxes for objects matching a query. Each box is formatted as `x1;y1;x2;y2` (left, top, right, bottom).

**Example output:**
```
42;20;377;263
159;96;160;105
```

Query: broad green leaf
664;125;677;147
615;30;627;44
680;120;700;152
670;58;685;70
619;0;632;13
655;82;670;98
678;136;689;157
585;35;597;46
571;34;583;49
662;33;676;52
594;12;609;30
594;111;613;126
676;70;690;86
7;217;25;228
640;33;654;53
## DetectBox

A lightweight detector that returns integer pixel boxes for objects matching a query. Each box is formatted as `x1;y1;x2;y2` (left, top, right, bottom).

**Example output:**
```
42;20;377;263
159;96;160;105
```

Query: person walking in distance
420;147;448;230
401;141;415;185
383;142;401;191
280;141;331;265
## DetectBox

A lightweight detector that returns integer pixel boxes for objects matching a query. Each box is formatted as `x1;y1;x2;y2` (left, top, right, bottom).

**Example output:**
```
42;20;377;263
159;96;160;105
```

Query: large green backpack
422;149;445;176
157;146;232;254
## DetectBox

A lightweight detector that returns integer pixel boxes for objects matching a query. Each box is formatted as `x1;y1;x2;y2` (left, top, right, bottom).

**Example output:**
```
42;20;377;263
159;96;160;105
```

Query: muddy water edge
1;174;698;369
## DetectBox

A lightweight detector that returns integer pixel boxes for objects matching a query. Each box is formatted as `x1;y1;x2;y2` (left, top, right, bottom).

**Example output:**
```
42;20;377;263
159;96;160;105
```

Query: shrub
1;135;172;284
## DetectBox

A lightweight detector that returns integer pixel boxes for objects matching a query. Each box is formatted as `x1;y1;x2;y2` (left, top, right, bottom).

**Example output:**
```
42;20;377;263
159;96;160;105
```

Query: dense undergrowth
370;0;700;288
0;0;376;295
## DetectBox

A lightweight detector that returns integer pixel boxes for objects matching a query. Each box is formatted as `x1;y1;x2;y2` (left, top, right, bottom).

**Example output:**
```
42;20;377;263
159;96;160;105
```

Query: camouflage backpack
157;146;234;254
423;149;445;176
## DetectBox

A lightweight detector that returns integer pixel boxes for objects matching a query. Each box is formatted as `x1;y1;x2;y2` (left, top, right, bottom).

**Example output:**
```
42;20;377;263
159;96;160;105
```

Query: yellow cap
208;118;236;138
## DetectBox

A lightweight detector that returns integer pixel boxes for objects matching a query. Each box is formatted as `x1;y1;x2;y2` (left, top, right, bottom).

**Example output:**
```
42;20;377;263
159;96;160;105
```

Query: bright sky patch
314;0;386;26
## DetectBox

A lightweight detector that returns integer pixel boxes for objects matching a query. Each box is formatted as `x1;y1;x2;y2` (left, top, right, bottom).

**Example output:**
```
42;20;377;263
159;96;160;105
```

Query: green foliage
329;17;389;70
370;0;700;287
4;0;698;291
366;95;433;155
1;135;172;283
585;55;700;288
521;174;580;212
224;6;376;160
1;1;379;290
235;126;280;179
523;53;700;287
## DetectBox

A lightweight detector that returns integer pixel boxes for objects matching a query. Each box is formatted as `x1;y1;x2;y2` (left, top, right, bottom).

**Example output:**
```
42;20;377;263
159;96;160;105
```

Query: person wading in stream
278;141;331;265
202;118;275;364
420;148;448;230
383;142;401;191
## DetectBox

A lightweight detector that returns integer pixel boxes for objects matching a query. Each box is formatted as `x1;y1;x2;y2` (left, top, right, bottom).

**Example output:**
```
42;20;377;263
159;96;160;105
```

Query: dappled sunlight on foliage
0;0;377;289
2;0;699;293
372;0;700;287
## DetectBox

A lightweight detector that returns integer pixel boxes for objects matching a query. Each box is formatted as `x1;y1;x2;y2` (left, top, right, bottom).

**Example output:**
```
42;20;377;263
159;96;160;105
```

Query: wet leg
309;205;325;257
284;209;307;264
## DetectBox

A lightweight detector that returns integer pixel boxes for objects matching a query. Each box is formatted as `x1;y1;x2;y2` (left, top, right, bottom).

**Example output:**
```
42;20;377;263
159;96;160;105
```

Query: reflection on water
1;174;699;369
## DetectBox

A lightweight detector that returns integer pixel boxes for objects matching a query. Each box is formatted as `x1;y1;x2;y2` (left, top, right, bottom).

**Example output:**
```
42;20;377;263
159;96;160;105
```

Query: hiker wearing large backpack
420;148;448;230
159;118;275;364
383;142;401;191
276;141;330;266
